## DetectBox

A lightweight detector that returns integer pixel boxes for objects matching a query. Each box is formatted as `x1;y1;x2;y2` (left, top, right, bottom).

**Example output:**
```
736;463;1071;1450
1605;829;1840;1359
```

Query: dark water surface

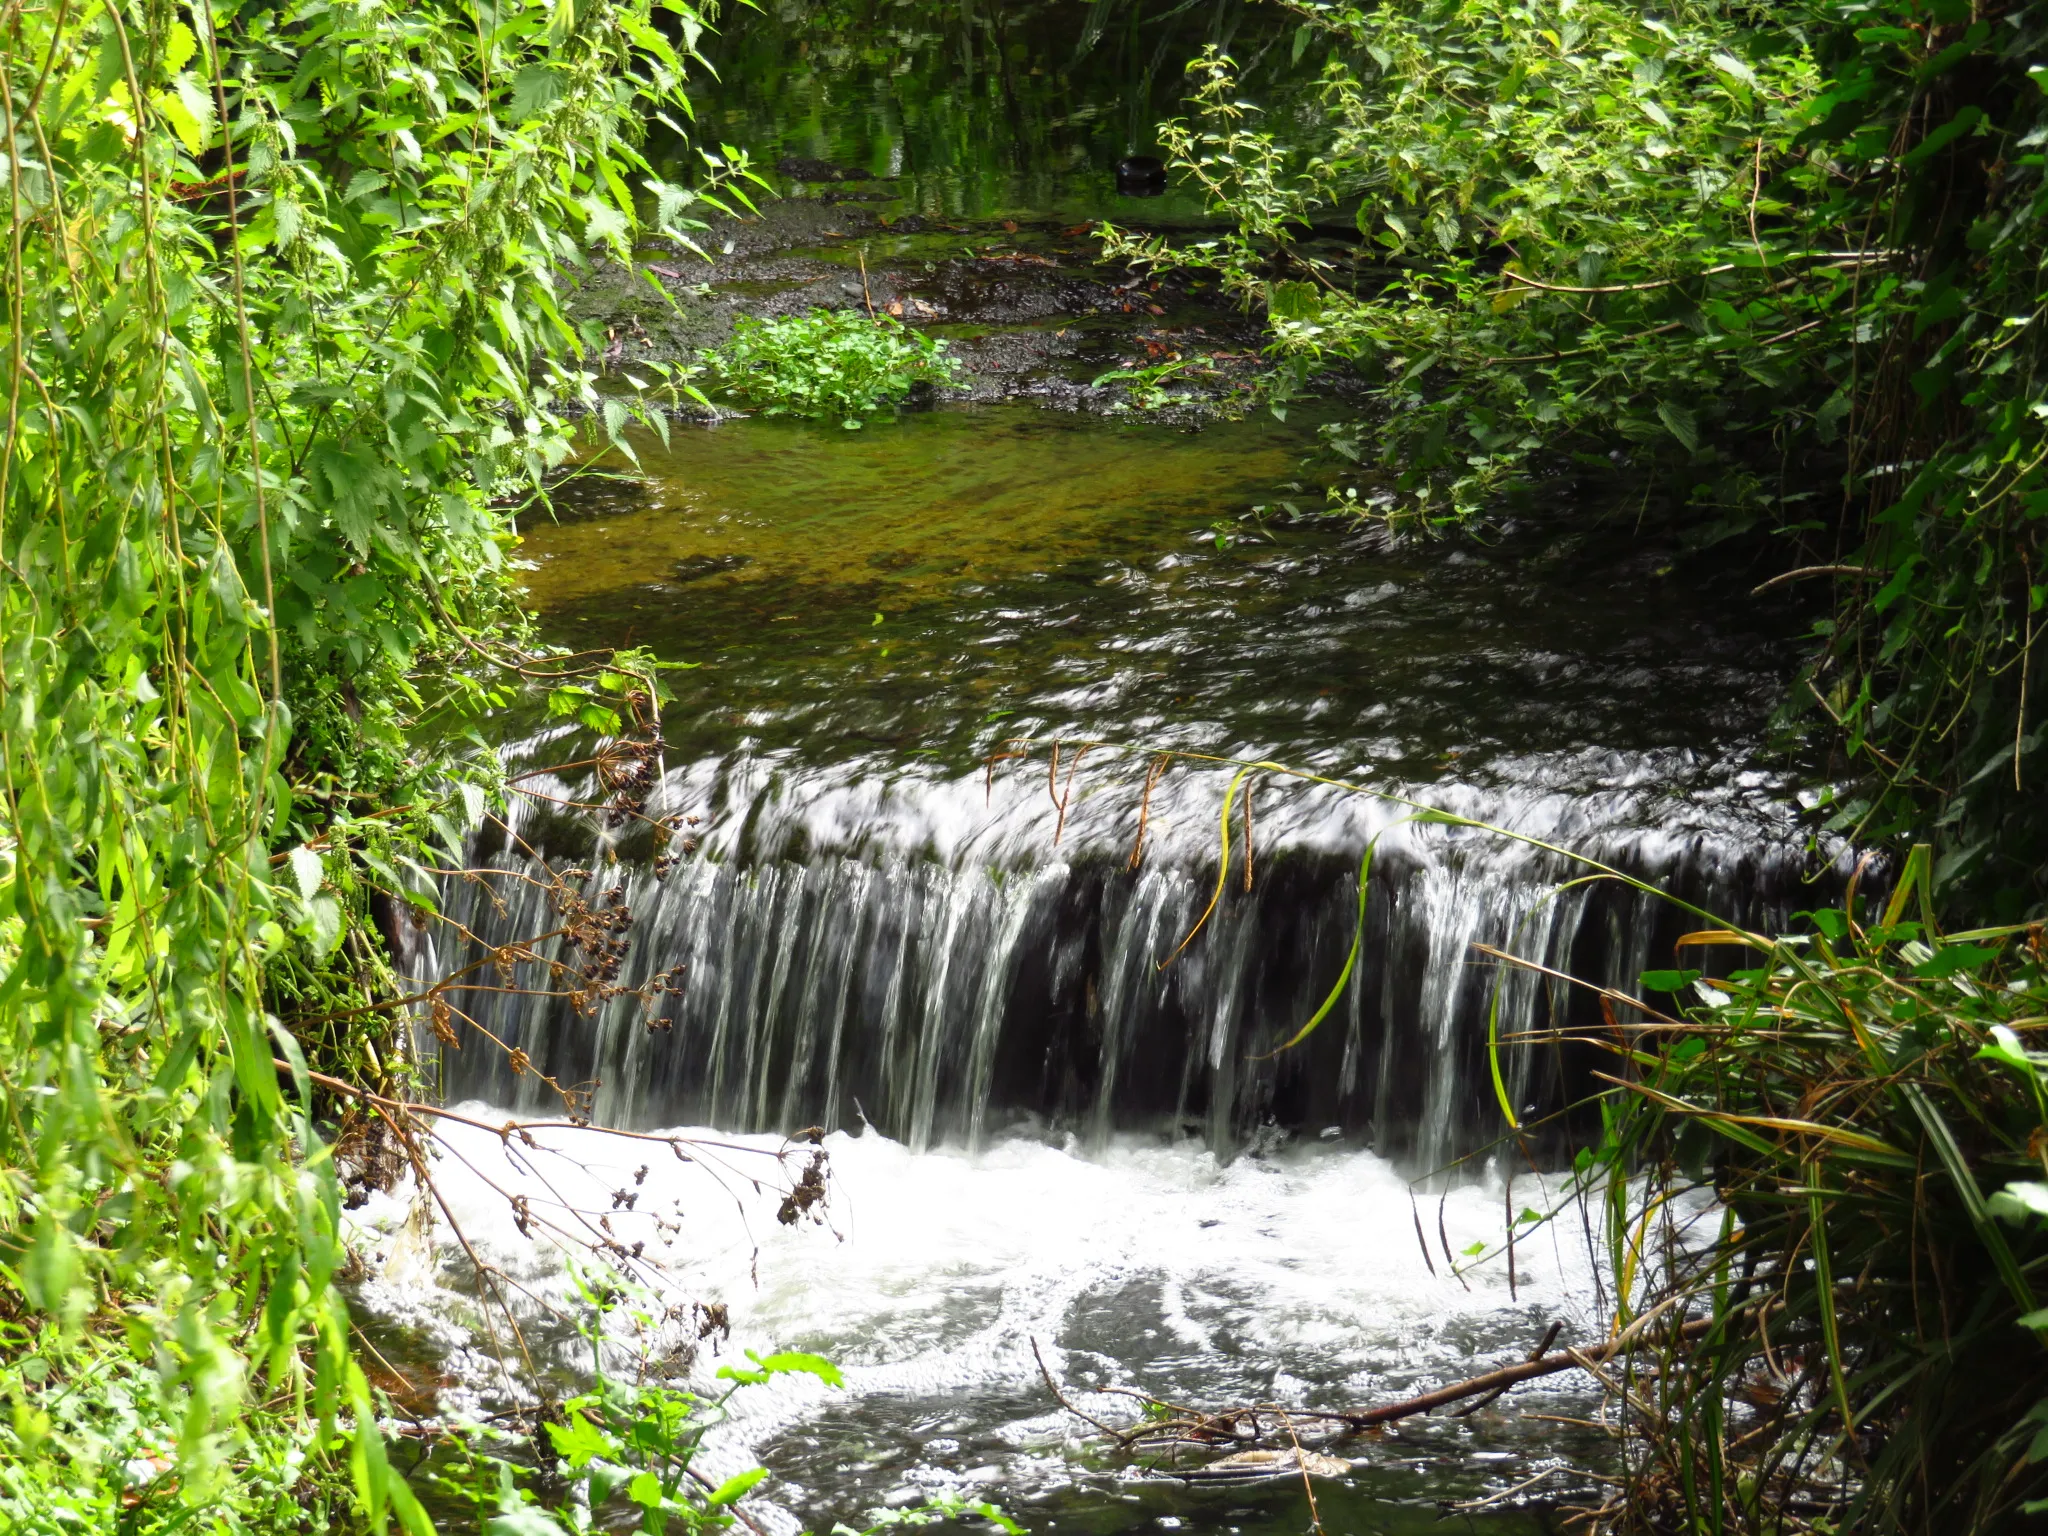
522;405;1795;788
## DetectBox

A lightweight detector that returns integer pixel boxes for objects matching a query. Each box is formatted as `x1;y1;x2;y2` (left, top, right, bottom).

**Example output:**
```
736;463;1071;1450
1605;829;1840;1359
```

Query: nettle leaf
1655;398;1699;454
303;894;345;959
288;845;324;901
1710;51;1759;89
161;20;197;73
312;441;387;554
581;195;631;250
508;64;564;121
154;75;215;156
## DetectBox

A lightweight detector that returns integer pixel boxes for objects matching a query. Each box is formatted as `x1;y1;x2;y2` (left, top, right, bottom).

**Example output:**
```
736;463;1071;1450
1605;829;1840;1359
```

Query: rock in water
1116;155;1168;196
668;553;752;583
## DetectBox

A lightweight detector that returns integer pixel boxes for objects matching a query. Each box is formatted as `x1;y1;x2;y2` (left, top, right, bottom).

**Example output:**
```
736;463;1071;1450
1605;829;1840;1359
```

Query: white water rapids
350;1117;1618;1531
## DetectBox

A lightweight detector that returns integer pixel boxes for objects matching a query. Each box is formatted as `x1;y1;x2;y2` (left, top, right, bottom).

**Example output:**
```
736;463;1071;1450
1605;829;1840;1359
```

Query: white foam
349;1116;1609;1514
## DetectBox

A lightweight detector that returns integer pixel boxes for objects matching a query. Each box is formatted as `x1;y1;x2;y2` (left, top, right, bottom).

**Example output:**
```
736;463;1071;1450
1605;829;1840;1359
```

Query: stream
352;5;1841;1531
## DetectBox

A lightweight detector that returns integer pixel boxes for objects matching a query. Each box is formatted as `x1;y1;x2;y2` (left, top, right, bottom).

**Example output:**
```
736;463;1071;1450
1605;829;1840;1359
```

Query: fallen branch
1036;1304;1713;1451
1332;1308;1708;1430
1453;1320;1562;1417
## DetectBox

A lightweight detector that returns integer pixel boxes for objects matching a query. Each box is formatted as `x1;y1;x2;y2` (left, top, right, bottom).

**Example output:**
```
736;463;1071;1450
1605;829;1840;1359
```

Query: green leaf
546;1409;614;1470
1709;51;1758;89
509;65;564;121
1655;398;1699;454
753;1350;846;1388
1806;908;1851;942
1640;969;1702;993
1915;942;2001;978
161;21;197;74
1989;1182;2048;1224
486;1505;567;1536
154;80;210;157
1978;1025;2038;1077
1267;281;1322;322
1900;105;1984;167
588;1459;631;1505
706;1467;768;1505
304;895;345;960
581;196;632;250
289;845;325;901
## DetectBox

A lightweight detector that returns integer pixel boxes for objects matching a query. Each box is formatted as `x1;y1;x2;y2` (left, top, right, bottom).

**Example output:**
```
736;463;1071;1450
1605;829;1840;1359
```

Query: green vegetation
428;1274;830;1533
1563;865;2048;1532
709;308;963;426
1177;756;2048;1533
690;0;1321;221
1109;0;2048;908
419;1273;1015;1536
0;0;755;1522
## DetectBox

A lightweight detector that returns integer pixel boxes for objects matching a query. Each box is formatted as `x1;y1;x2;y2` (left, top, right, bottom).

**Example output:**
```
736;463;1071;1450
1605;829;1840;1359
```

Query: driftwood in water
1167;1448;1354;1484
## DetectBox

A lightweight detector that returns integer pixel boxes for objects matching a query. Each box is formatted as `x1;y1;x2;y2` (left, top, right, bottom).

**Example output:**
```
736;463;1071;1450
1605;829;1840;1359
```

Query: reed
1539;850;2048;1533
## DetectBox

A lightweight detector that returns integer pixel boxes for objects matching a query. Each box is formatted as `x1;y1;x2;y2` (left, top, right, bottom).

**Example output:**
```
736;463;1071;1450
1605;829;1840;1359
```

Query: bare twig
1751;563;1868;595
1030;1337;1123;1436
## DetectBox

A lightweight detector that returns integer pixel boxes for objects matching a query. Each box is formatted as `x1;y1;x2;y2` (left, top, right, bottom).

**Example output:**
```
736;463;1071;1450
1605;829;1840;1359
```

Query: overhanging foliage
0;0;751;1520
1109;0;2048;905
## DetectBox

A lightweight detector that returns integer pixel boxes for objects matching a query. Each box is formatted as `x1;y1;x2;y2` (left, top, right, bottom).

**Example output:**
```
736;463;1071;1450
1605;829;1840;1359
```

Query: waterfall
424;736;1836;1170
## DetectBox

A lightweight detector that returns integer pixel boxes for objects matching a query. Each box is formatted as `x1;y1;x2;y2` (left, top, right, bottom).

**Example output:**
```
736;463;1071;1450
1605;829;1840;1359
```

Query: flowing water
368;6;1841;1529
358;1123;1616;1535
441;404;1823;1167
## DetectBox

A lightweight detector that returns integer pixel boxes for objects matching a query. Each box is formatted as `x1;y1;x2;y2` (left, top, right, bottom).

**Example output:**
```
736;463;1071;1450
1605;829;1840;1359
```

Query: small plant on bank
1090;355;1213;412
708;309;963;427
429;1269;1020;1535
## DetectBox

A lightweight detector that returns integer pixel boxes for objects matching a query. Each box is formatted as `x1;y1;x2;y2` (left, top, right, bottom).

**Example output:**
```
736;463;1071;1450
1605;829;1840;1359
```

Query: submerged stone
1116;154;1169;195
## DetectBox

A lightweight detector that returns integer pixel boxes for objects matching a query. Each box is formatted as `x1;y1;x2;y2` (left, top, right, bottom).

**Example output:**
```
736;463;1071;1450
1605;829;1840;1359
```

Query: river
348;5;1837;1530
